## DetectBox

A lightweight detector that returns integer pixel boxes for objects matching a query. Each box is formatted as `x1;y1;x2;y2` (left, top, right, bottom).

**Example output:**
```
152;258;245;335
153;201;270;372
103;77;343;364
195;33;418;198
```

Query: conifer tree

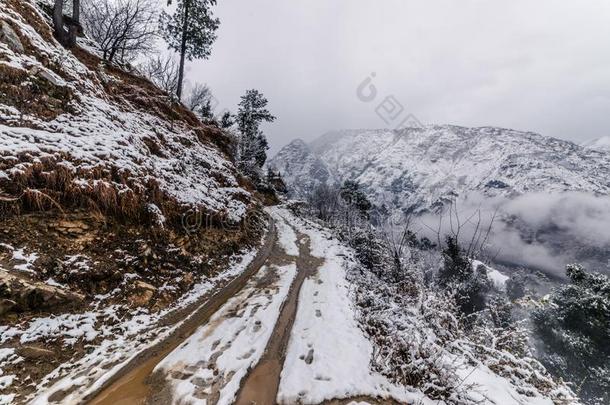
220;111;234;129
235;90;275;180
161;0;220;100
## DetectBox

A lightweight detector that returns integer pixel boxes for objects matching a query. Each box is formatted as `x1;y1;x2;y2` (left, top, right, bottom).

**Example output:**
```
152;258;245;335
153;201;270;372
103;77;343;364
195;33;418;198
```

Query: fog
416;192;610;277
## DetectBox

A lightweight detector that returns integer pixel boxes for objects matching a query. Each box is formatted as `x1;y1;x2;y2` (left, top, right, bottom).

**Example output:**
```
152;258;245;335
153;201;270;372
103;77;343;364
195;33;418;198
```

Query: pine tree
220;111;234;129
161;0;220;100
235;89;276;180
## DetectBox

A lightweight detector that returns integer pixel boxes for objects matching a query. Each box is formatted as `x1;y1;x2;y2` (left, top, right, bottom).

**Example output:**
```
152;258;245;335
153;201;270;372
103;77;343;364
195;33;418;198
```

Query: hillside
0;0;263;402
270;126;610;212
582;136;610;152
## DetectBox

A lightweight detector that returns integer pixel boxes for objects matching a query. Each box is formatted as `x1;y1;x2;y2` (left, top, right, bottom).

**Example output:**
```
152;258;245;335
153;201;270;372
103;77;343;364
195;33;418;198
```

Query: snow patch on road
155;263;297;405
268;207;299;256
276;209;432;404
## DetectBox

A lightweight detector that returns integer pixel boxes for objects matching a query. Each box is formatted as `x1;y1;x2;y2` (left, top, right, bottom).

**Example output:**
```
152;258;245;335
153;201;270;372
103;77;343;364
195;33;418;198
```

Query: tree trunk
53;0;68;45
176;0;191;101
53;0;79;47
72;0;80;23
67;0;80;47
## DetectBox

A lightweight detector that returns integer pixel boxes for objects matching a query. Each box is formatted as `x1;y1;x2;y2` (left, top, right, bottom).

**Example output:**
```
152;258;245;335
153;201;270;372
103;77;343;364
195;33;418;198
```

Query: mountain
582;136;610;152
269;126;610;212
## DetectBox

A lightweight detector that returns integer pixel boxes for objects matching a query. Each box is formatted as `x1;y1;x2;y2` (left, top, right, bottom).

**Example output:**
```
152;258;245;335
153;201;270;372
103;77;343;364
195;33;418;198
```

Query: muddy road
233;234;323;405
85;218;277;405
86;211;395;405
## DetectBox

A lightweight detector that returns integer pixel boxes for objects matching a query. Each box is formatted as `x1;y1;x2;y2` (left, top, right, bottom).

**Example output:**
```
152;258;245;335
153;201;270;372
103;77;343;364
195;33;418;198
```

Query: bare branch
82;0;159;64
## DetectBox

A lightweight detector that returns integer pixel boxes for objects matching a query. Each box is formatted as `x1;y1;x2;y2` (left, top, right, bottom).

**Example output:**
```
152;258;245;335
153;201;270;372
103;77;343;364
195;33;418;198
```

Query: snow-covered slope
582;136;610;152
269;127;610;212
269;139;335;198
0;0;250;223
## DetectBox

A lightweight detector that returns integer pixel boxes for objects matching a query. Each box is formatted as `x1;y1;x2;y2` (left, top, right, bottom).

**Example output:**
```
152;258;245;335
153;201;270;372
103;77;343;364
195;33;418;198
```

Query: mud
234;234;324;405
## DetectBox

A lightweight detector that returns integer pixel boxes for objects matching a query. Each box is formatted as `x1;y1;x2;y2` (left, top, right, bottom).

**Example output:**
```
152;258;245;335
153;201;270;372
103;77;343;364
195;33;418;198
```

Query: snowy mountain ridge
270;125;610;212
582;136;610;152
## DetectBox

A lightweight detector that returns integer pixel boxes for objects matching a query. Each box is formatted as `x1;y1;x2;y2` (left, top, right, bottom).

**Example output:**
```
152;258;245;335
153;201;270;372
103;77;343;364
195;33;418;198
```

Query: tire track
234;232;324;405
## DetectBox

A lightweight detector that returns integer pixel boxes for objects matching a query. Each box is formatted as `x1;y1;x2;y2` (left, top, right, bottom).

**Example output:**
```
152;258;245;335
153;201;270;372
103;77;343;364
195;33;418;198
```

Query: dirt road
86;210;400;405
85;218;276;405
233;233;323;405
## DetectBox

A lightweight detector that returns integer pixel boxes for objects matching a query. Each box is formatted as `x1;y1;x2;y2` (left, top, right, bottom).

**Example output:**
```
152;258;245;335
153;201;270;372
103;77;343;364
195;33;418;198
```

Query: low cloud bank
416;192;610;277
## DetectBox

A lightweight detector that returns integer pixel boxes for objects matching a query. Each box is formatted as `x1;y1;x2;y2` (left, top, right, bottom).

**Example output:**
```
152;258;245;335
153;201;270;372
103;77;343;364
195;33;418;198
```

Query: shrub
532;264;610;404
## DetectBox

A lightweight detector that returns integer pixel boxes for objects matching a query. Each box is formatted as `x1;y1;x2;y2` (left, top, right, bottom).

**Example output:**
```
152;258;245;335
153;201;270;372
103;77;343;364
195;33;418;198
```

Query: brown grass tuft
0;63;75;120
5;0;54;44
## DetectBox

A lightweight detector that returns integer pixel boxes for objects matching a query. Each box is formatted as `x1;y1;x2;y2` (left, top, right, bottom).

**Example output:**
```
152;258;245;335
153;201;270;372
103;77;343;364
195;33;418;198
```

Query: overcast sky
184;0;610;153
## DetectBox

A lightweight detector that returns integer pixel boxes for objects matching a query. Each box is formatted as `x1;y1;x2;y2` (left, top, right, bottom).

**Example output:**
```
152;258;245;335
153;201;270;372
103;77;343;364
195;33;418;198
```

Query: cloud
503;192;610;247
415;192;610;277
188;0;610;152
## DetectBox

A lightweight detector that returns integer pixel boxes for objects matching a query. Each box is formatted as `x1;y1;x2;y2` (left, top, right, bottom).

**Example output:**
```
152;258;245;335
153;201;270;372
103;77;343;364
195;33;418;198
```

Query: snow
0;312;98;345
146;203;166;227
156;263;296;405
0;348;20;405
28;246;260;404
457;363;554;405
269;208;299;255
0;375;15;390
0;2;251;223
276;209;432;404
0;245;39;273
45;278;66;288
472;260;509;290
582;135;610;152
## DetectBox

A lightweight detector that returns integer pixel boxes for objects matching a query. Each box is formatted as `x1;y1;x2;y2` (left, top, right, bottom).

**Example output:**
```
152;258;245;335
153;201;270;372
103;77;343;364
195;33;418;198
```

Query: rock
128;280;156;307
0;20;24;53
0;298;16;316
17;345;55;359
29;65;67;87
52;219;90;236
0;270;84;315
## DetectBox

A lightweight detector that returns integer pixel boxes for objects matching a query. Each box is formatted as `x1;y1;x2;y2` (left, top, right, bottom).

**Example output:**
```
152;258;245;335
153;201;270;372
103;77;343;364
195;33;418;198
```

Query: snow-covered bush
438;236;492;316
343;224;579;404
532;264;610;404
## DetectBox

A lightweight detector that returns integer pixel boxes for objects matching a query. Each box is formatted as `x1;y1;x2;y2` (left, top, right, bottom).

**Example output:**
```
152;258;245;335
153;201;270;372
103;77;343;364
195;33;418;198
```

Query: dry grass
0;152;197;229
5;0;55;44
0;62;76;120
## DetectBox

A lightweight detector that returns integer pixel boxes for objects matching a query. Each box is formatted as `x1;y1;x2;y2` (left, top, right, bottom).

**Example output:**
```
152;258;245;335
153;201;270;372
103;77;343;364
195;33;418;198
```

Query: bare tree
81;0;159;64
378;211;420;279
53;0;81;47
185;83;215;120
421;199;498;261
139;55;179;97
